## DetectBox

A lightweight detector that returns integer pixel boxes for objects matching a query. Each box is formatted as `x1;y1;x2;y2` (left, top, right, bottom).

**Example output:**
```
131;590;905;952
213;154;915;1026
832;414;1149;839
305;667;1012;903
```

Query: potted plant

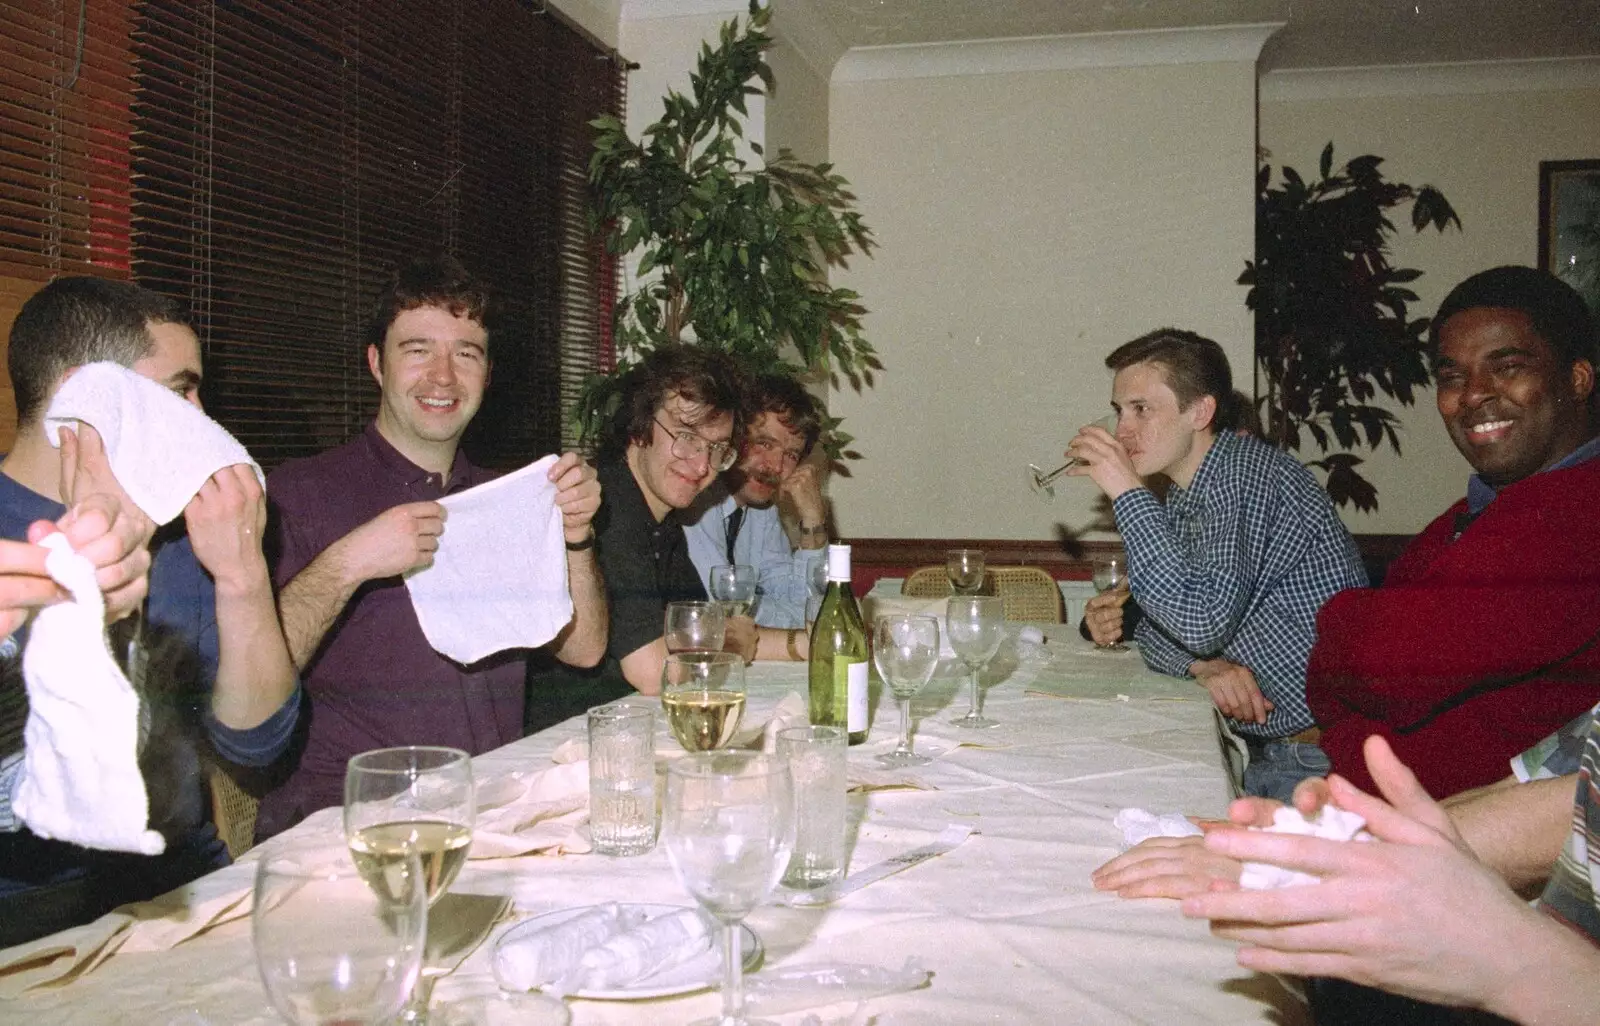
1241;143;1461;511
581;0;877;463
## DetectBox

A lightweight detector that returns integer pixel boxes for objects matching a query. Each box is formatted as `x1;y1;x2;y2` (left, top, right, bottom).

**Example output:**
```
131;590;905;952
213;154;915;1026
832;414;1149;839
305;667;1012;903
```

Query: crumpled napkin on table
1114;807;1204;849
493;903;714;996
1112;804;1374;889
471;761;592;858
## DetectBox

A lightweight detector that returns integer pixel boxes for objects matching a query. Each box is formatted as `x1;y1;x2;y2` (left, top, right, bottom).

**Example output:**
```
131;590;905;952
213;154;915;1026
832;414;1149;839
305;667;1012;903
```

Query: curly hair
598;345;746;463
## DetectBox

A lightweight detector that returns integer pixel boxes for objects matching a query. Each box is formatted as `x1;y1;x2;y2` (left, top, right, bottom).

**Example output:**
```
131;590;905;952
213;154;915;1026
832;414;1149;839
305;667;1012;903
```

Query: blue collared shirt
1465;432;1600;516
681;484;823;630
1113;431;1369;738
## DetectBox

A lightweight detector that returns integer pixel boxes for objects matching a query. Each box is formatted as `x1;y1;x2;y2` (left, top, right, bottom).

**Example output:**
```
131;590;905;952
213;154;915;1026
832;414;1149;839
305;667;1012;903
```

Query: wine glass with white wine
1091;554;1130;652
945;548;985;595
1026;412;1120;500
345;746;476;1025
872;614;941;766
709;563;760;620
661;651;748;752
947;596;1006;729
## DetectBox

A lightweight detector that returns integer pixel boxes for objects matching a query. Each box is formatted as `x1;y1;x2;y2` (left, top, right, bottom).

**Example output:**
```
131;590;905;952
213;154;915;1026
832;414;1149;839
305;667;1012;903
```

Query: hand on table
1191;658;1273;724
723;615;757;665
332;501;446;583
1182;736;1533;1011
1064;423;1141;499
1083;586;1128;645
548;453;601;546
1091;826;1241;899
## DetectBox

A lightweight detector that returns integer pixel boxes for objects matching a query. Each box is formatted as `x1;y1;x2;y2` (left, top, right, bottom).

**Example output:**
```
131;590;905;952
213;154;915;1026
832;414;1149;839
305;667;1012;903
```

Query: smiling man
1305;265;1600;798
527;344;746;732
1068;328;1367;800
682;373;827;649
258;255;606;837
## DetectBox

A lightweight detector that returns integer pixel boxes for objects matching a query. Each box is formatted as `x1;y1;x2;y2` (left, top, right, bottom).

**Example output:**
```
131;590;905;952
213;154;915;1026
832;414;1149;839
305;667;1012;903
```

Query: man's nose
426;353;457;384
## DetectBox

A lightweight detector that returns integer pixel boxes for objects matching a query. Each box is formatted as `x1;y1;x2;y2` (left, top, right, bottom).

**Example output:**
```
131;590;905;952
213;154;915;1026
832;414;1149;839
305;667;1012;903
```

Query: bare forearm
619;637;667;696
1483;906;1600;1024
550;548;606;668
209;571;298;729
1449;776;1576;892
277;547;360;670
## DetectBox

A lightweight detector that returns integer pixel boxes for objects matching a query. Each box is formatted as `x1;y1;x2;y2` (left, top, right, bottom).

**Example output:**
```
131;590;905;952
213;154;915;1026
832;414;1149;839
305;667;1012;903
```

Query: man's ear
1186;393;1218;434
1571;358;1595;403
366;344;382;385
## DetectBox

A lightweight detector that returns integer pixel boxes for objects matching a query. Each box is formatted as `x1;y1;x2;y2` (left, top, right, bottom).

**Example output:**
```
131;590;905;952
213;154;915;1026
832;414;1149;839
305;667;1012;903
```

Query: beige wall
1261;66;1600;534
827;56;1258;540
765;36;830;165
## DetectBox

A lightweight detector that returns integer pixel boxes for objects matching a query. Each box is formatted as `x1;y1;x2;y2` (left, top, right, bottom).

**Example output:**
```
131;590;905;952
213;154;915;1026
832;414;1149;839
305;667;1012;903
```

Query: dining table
1;615;1309;1025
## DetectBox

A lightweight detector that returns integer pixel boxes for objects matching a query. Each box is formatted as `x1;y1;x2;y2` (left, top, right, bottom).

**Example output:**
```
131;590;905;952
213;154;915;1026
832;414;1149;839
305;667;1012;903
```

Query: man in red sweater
1306;265;1600;799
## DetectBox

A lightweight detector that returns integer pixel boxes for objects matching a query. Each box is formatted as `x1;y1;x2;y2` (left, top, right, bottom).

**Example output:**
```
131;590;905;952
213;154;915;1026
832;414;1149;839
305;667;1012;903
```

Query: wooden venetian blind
125;0;625;469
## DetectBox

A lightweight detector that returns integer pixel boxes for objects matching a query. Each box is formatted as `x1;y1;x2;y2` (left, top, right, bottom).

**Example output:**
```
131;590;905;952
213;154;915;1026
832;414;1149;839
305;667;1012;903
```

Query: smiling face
1434;306;1595;487
1110;361;1216;487
728;412;807;508
626;393;735;520
367;304;489;471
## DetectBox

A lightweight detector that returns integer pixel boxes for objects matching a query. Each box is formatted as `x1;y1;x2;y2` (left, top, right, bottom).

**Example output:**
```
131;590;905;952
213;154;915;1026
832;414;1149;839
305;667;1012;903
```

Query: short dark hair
1105;328;1239;433
1428;265;1599;369
599;344;746;462
8;276;187;424
746;373;823;458
365;253;493;361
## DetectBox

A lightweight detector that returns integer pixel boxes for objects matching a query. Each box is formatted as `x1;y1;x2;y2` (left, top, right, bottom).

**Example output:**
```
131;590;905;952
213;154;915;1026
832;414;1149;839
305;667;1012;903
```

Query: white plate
495;903;762;1000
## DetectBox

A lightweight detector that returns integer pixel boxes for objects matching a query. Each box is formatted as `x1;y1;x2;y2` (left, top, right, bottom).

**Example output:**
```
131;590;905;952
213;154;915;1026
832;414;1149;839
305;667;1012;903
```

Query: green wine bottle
808;543;869;745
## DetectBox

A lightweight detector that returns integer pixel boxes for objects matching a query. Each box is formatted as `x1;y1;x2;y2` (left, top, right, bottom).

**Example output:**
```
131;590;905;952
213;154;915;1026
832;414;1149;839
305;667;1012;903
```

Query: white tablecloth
9;627;1307;1025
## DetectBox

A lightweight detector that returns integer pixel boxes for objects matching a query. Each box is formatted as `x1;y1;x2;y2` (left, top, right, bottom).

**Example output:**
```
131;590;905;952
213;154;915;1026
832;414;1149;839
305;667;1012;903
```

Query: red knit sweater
1307;457;1600;798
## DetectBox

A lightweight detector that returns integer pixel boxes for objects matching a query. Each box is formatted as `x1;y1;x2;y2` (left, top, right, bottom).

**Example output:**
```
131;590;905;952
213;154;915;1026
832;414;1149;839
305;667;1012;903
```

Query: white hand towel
1114;807;1204;849
1239;805;1374;889
45;361;262;525
13;534;165;855
404;454;573;664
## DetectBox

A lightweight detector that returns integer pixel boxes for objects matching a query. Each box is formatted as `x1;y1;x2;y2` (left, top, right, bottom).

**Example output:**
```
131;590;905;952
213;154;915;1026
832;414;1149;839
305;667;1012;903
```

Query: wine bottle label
843;659;868;733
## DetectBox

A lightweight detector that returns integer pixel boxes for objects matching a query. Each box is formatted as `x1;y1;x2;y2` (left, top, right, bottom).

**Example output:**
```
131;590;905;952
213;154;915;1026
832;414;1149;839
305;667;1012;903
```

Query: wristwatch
796;522;828;543
565;531;597;552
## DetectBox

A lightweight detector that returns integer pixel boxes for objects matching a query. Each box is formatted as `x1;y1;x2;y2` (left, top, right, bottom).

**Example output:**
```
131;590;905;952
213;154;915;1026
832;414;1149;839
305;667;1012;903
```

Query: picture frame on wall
1538;159;1600;318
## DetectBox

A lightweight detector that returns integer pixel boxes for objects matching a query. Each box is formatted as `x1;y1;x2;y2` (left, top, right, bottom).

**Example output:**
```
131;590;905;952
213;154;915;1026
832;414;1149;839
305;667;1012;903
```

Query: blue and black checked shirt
1113;431;1367;738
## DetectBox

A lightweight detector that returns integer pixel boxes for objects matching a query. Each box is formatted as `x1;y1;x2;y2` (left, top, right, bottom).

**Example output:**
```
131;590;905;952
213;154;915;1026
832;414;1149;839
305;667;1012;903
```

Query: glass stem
969;666;982;715
720;919;743;1021
898;695;913;753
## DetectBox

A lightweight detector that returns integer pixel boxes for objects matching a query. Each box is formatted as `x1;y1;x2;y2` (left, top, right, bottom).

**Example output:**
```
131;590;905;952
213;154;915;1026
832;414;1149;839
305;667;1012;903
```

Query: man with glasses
682;374;827;649
526;344;746;731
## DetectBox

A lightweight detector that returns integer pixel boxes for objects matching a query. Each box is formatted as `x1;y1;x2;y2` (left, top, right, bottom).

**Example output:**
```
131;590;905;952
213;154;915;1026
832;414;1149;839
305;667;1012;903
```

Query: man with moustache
682;373;827;657
260;255;606;837
526;344;746;731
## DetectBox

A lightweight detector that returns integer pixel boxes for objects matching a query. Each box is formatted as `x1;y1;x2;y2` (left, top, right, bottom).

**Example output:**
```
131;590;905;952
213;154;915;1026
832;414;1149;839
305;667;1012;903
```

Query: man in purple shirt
258;255;606;838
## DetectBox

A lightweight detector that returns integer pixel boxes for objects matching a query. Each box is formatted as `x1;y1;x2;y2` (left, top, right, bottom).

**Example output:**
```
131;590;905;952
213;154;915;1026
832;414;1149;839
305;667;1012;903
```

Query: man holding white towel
0;277;299;946
259;255;606;839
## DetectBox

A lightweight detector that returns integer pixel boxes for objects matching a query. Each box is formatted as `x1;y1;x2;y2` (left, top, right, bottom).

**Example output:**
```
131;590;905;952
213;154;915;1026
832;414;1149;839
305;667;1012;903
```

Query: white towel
1238;805;1374;889
404;454;573;664
1114;807;1204;849
44;361;263;525
13;534;165;855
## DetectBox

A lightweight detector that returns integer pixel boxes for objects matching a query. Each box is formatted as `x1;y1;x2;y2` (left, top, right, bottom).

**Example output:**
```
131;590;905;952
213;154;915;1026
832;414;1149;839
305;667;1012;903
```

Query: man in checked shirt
1066;328;1367;801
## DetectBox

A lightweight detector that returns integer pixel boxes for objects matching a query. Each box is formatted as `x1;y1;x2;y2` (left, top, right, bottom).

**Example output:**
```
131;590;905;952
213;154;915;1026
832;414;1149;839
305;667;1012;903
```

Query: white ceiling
622;1;1600;72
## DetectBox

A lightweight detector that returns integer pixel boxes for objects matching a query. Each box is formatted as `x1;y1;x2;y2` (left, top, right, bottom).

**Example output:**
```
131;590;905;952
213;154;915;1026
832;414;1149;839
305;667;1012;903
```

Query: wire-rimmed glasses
654;414;737;472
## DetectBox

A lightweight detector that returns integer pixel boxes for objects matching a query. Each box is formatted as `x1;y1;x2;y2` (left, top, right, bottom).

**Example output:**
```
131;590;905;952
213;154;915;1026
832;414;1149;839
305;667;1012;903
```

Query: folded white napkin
492;904;713;997
45;361;262;525
1239;806;1373;889
1114;808;1203;849
404;454;572;664
13;534;164;855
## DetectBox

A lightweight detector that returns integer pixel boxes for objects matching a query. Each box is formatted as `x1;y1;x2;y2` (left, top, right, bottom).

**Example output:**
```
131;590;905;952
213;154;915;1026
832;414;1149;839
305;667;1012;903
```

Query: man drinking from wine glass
681;372;827;657
525;343;750;733
259;255;607;839
1067;328;1367;801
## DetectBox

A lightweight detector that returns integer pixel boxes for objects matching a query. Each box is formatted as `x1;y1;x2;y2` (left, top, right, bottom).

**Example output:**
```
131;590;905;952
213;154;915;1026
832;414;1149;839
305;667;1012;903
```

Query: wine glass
664;600;727;654
945;548;985;595
1091;554;1129;652
253;850;427;1026
1027;413;1119;500
709;563;760;620
661;651;748;752
345;746;477;1025
947;596;1005;729
872;615;941;767
663;752;794;1026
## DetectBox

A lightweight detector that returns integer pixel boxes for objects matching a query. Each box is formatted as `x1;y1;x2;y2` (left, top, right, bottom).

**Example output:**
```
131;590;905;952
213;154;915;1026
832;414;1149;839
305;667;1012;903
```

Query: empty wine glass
345;747;476;1025
709;563;760;620
253;851;427;1026
665;600;727;654
1027;413;1119;500
872;615;941;766
1091;554;1129;652
663;752;794;1026
947;596;1005;728
946;548;985;595
661;651;748;752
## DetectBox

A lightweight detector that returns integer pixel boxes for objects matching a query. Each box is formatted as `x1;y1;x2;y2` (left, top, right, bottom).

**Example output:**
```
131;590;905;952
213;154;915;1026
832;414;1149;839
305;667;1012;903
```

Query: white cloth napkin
404;454;572;664
1238;806;1373;889
45;361;262;525
492;904;713;997
1114;808;1204;849
13;534;164;855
